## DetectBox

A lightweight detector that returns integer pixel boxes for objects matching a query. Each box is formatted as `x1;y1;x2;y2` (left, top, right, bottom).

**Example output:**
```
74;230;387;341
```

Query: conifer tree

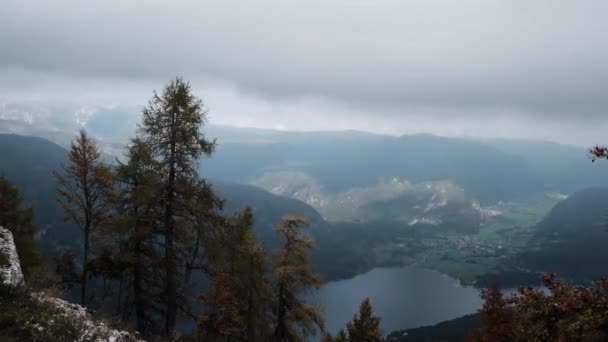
54;249;80;289
335;330;348;342
105;138;161;334
54;130;113;306
325;298;382;342
272;215;324;342
322;330;348;342
138;77;217;336
343;298;383;342
199;272;242;340
0;176;45;280
238;209;273;341
203;208;273;341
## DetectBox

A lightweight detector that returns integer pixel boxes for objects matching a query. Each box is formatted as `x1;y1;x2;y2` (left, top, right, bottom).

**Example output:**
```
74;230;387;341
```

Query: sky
1;0;607;146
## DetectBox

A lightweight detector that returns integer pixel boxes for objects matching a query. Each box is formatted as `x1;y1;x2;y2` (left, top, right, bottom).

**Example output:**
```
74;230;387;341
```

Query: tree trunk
81;223;89;306
81;160;92;307
246;255;255;341
116;276;124;315
133;236;146;333
165;111;178;336
165;223;176;336
272;283;287;342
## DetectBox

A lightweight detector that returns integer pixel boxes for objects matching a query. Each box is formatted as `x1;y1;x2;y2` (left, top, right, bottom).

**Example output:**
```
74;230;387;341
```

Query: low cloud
0;0;606;144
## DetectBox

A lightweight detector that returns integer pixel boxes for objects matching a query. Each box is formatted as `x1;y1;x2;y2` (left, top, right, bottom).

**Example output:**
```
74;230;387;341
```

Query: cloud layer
1;0;607;144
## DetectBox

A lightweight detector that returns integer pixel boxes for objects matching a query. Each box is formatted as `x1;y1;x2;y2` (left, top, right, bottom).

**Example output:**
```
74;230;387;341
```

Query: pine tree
138;77;217;336
272;215;324;342
54;130;113;306
0;176;45;280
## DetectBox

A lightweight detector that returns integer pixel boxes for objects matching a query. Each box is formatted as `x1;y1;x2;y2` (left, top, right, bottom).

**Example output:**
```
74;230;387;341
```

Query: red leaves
474;273;608;341
477;286;513;341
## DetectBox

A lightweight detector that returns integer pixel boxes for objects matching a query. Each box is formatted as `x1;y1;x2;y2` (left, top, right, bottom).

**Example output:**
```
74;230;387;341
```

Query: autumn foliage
590;146;608;162
54;130;114;306
473;273;608;341
272;215;325;341
199;272;242;338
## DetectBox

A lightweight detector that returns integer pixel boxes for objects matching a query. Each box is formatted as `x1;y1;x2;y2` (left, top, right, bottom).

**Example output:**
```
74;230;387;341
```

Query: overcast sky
1;0;607;145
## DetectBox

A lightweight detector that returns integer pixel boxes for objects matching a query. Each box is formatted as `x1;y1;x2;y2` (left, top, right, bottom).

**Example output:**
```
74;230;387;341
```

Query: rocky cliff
0;226;24;286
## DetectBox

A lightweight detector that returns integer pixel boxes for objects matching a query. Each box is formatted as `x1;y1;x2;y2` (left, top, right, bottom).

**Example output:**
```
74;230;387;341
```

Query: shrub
0;284;92;342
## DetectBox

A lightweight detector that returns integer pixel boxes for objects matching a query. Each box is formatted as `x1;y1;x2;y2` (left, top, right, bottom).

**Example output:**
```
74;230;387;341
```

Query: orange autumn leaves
199;272;241;337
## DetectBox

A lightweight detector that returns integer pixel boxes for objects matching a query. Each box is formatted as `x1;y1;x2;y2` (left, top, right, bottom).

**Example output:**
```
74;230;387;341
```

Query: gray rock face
35;294;145;342
0;226;24;286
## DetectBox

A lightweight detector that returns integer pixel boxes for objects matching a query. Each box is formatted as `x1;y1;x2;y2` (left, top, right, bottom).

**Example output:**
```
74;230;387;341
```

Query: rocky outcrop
33;294;145;342
0;226;144;342
0;226;24;286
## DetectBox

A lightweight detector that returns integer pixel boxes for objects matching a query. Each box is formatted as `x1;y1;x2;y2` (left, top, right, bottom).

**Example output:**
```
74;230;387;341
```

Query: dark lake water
312;267;483;335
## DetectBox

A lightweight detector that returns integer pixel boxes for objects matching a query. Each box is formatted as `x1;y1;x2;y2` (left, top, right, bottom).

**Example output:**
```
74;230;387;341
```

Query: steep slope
0;134;326;253
386;314;480;342
486;139;606;193
520;187;608;282
358;180;488;233
212;181;326;247
0;134;68;235
205;132;543;204
4;112;605;205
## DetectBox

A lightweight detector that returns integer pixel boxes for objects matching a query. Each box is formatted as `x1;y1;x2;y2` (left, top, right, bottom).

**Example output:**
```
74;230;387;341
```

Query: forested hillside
520;187;608;282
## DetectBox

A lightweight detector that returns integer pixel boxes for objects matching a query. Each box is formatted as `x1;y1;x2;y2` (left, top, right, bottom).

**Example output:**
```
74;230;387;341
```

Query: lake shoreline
315;266;483;335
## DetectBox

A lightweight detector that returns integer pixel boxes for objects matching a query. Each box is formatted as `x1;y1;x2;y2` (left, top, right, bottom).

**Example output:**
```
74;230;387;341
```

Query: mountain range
3;118;608;340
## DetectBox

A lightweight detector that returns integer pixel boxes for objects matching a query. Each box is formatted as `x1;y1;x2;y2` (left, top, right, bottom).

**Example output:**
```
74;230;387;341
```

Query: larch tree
272;215;324;342
198;272;242;341
138;77;217;336
54;130;114;306
323;330;348;342
200;207;273;341
339;298;383;342
101;138;161;334
238;209;273;342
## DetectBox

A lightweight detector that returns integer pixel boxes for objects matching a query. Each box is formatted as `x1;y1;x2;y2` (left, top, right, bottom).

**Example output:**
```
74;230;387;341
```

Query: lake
312;267;483;335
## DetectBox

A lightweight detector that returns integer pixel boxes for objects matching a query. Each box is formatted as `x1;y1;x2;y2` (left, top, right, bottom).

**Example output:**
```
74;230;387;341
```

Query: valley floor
319;193;560;287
